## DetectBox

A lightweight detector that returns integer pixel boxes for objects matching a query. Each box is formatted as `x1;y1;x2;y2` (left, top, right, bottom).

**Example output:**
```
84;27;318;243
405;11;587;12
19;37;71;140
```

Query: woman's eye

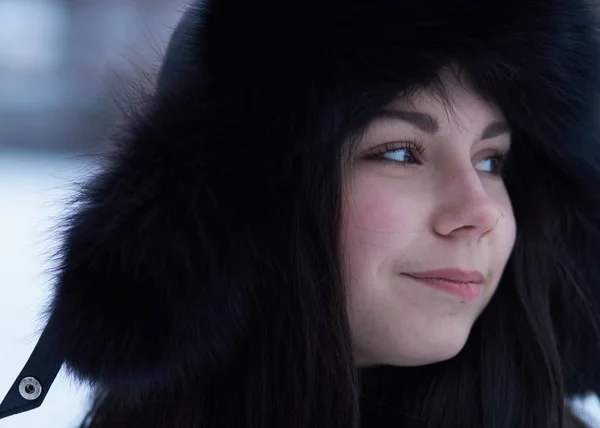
365;142;507;175
365;141;424;166
382;148;419;164
475;154;507;176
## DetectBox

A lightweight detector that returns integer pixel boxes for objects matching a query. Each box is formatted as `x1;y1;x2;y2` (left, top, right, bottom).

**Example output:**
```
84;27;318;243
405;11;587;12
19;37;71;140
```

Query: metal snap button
18;377;42;400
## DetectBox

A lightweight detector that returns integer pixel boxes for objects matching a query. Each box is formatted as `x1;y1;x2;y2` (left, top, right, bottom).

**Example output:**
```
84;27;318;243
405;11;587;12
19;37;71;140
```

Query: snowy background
0;150;95;427
0;1;185;426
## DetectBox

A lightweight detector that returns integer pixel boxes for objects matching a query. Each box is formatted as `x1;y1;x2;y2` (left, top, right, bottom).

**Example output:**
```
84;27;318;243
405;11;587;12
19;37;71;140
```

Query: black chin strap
0;321;64;419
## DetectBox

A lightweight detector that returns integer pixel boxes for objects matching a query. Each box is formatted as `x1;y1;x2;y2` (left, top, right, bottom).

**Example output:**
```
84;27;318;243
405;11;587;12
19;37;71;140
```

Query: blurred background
0;1;186;426
1;1;600;428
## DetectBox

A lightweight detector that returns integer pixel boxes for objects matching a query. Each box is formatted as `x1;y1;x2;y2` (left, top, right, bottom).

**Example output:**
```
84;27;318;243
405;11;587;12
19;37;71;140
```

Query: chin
384;331;471;367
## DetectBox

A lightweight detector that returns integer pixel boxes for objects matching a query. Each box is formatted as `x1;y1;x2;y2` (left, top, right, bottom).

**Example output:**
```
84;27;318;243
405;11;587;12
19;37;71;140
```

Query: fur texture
46;0;600;410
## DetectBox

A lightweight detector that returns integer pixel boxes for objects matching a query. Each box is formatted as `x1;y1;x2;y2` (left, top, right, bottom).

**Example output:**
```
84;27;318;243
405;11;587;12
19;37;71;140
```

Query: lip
405;268;485;283
403;268;485;301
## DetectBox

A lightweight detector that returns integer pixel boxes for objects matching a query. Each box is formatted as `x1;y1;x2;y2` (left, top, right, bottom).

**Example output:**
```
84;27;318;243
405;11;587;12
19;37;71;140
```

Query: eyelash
364;140;426;166
364;139;509;176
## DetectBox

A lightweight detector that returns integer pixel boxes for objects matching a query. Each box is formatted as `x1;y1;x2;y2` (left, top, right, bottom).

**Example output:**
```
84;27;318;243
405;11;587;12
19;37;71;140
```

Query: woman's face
341;72;516;367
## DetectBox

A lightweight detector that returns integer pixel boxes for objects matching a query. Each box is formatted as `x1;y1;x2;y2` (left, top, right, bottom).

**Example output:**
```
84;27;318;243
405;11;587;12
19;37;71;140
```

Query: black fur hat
2;0;600;423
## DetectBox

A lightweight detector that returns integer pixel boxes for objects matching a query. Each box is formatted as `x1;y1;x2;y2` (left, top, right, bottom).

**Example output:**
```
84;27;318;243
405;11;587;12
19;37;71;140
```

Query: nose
431;168;501;240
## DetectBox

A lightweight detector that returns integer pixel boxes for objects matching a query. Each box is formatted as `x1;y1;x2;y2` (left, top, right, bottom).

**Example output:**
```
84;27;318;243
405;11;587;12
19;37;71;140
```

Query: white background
0;150;94;427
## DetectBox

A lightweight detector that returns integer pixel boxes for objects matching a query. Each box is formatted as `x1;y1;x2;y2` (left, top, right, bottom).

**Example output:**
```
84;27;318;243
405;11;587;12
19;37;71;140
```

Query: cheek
481;186;517;302
341;177;424;280
492;187;517;261
344;175;423;235
495;197;517;272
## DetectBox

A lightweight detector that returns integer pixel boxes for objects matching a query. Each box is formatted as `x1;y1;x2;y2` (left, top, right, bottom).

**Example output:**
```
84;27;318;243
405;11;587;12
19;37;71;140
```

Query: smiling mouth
403;268;484;301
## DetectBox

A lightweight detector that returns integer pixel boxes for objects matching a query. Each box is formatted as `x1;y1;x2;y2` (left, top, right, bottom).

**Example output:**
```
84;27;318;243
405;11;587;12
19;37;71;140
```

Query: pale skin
342;71;517;367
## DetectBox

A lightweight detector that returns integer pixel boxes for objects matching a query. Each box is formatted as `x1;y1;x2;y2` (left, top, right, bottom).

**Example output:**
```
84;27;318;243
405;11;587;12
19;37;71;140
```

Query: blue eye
475;154;507;176
365;140;425;166
365;141;508;176
383;148;417;163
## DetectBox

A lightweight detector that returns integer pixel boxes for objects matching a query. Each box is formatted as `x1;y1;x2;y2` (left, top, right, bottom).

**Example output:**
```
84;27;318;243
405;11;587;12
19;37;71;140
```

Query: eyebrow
378;109;511;140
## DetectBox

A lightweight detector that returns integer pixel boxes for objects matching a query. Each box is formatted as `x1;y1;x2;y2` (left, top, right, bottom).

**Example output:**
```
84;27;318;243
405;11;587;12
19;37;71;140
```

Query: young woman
2;0;600;426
